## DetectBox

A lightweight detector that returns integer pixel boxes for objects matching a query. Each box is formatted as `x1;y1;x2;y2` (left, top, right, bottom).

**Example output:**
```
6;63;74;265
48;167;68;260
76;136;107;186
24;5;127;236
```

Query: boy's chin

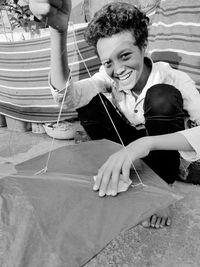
118;82;136;91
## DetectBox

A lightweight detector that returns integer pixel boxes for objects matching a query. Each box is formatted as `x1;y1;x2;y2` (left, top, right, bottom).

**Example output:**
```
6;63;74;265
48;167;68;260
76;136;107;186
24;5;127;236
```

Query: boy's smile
96;31;146;92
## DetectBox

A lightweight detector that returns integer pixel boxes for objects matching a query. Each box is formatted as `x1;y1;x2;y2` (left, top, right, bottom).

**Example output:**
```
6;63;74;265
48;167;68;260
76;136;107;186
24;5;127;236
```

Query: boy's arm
50;28;69;90
169;66;200;125
29;0;71;90
150;132;194;152
30;0;112;108
94;130;197;197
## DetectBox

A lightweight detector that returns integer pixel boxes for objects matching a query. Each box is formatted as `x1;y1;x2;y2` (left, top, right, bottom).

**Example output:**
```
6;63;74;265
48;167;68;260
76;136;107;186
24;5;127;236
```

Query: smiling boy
29;0;200;228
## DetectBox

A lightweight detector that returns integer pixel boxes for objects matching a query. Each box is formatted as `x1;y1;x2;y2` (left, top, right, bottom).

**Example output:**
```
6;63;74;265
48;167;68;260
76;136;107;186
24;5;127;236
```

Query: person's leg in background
143;84;186;184
76;93;146;146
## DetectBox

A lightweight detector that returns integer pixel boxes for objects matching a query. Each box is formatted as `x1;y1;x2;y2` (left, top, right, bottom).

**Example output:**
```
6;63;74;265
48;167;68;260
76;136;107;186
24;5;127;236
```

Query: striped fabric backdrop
0;24;100;122
147;0;200;92
0;0;199;123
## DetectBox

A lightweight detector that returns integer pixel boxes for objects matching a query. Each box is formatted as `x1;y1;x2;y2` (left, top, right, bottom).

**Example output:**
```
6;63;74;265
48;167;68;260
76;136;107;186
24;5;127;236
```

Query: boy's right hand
29;0;72;32
93;137;152;197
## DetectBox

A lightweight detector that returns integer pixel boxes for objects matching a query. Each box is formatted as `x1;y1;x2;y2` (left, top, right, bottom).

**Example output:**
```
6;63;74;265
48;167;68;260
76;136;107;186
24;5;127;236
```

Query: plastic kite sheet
0;139;182;267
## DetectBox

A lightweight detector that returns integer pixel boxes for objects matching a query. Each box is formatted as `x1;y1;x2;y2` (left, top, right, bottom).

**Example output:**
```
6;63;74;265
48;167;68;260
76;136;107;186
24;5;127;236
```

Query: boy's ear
144;40;148;49
141;46;146;56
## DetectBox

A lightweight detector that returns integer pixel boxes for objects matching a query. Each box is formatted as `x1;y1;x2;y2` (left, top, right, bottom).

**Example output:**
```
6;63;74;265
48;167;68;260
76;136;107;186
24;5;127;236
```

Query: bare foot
141;205;173;229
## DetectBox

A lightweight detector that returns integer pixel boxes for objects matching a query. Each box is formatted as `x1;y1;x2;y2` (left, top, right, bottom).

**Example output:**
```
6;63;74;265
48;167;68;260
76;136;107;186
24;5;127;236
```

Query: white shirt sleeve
179;126;200;162
48;66;113;110
170;67;200;125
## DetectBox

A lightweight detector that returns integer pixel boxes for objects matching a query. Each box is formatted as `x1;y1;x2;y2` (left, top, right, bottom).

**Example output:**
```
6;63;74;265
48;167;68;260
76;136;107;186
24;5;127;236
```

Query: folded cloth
93;175;132;195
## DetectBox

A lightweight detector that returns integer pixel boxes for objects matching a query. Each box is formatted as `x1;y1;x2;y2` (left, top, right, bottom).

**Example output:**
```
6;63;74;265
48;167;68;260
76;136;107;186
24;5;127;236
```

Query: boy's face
97;31;145;91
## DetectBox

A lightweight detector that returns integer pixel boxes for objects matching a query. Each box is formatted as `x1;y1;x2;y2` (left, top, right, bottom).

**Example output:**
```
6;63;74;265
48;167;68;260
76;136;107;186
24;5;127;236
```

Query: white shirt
51;57;200;127
179;127;200;162
50;57;200;161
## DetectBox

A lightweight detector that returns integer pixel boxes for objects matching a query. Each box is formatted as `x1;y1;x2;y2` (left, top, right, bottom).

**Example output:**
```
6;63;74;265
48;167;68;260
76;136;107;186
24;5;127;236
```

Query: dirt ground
0;127;200;267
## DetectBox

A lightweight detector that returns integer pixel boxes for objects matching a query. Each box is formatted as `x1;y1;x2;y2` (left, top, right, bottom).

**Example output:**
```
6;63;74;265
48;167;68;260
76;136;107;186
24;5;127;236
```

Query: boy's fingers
49;0;71;14
34;14;43;21
99;173;110;197
97;166;113;197
29;1;62;17
49;0;62;8
93;172;102;191
93;184;98;191
122;162;131;183
93;167;110;197
30;0;49;4
106;179;113;196
29;2;50;16
111;168;121;196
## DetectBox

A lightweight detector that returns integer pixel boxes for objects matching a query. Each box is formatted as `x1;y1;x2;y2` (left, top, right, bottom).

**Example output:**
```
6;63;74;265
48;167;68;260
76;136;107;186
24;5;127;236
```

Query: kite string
34;71;72;175
35;29;77;175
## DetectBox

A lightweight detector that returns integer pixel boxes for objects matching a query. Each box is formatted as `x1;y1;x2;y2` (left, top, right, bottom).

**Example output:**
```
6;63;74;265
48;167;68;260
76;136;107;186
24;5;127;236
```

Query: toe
160;217;167;227
155;217;162;228
166;217;171;226
150;215;157;228
141;220;150;228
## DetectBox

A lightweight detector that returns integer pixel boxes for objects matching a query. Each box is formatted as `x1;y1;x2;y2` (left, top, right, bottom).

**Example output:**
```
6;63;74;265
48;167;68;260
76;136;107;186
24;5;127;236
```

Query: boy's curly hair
84;2;149;52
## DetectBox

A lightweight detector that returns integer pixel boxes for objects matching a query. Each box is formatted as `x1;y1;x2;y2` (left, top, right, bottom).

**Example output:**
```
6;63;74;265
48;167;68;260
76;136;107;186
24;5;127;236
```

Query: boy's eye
121;53;131;60
103;61;112;68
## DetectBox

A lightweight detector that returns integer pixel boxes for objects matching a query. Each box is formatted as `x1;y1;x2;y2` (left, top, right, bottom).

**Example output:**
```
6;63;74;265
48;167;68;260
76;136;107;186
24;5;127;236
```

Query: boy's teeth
119;72;131;80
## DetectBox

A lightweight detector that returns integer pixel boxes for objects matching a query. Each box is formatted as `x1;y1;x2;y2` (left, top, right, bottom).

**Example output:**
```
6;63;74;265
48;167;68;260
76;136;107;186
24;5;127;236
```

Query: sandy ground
0;127;200;267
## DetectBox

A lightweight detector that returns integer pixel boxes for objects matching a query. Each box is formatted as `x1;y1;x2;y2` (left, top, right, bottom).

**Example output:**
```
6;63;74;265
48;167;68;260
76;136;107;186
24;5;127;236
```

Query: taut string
35;27;77;175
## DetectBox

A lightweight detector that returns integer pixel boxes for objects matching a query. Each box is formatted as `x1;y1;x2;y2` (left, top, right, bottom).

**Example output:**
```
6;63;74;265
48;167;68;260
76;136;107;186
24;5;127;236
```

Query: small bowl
44;122;75;140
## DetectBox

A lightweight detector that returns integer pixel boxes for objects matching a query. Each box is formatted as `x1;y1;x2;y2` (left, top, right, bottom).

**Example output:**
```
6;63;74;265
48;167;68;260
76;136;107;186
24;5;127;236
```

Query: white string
34;71;72;175
70;22;145;187
7;118;17;163
35;21;78;175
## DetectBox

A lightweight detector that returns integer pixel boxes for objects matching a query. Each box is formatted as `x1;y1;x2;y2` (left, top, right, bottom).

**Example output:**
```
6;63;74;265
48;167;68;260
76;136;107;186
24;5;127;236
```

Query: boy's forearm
150;132;194;152
50;27;70;90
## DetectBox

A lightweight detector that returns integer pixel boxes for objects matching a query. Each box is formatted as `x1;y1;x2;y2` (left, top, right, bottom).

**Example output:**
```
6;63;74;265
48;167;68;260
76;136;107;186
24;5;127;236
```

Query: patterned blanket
147;0;200;92
0;0;199;122
0;25;100;122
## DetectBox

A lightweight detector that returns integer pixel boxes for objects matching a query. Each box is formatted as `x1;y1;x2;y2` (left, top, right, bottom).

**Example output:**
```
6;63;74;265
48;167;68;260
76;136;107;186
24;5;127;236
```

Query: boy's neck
132;58;151;95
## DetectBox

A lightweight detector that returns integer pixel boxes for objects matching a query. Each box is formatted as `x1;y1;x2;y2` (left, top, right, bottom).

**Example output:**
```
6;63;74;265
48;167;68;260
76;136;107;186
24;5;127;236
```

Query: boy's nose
114;62;125;76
